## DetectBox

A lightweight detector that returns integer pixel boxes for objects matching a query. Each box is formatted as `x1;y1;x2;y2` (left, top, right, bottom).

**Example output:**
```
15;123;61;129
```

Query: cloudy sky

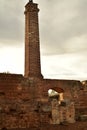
0;0;87;81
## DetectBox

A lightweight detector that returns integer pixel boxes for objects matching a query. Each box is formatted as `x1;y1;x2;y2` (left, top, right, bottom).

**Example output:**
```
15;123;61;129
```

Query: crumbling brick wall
0;74;87;128
0;74;39;128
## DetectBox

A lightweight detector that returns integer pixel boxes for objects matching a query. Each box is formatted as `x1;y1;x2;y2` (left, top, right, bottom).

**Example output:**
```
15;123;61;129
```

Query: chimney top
29;0;33;3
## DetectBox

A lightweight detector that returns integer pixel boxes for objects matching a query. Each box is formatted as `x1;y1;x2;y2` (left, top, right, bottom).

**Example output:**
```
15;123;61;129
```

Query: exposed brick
0;1;87;129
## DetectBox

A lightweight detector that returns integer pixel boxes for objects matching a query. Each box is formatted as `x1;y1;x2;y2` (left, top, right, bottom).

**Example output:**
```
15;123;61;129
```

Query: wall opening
47;88;75;124
48;88;64;104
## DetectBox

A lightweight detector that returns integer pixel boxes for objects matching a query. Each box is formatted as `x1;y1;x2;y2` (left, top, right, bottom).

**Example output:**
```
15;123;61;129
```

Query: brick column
24;1;43;78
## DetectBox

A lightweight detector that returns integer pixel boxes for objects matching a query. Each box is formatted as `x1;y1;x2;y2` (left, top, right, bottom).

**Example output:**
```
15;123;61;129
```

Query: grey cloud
37;0;87;55
1;0;87;80
0;0;25;46
0;0;87;53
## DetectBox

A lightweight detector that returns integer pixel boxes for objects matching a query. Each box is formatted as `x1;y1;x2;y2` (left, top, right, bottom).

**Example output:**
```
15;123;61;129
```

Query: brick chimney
24;1;43;78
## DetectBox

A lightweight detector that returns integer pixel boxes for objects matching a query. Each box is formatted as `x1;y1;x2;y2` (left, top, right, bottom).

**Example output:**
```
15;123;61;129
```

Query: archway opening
48;88;64;124
48;88;64;104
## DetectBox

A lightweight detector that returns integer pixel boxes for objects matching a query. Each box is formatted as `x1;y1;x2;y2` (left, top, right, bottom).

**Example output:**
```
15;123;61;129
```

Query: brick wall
0;74;87;128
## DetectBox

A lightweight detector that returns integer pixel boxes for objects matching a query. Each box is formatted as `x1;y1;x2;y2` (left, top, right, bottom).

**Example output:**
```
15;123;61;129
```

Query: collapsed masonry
0;74;87;128
0;0;87;129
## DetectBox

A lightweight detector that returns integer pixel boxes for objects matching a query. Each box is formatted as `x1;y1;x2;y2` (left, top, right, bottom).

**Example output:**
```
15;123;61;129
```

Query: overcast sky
0;0;87;81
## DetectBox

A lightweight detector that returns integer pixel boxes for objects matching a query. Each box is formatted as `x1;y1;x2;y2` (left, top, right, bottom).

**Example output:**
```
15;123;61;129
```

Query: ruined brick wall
36;79;81;102
76;88;87;117
0;74;87;128
0;74;40;129
35;79;87;121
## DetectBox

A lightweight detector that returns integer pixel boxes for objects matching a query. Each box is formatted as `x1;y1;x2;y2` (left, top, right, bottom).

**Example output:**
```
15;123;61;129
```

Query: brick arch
49;87;64;93
40;84;64;99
